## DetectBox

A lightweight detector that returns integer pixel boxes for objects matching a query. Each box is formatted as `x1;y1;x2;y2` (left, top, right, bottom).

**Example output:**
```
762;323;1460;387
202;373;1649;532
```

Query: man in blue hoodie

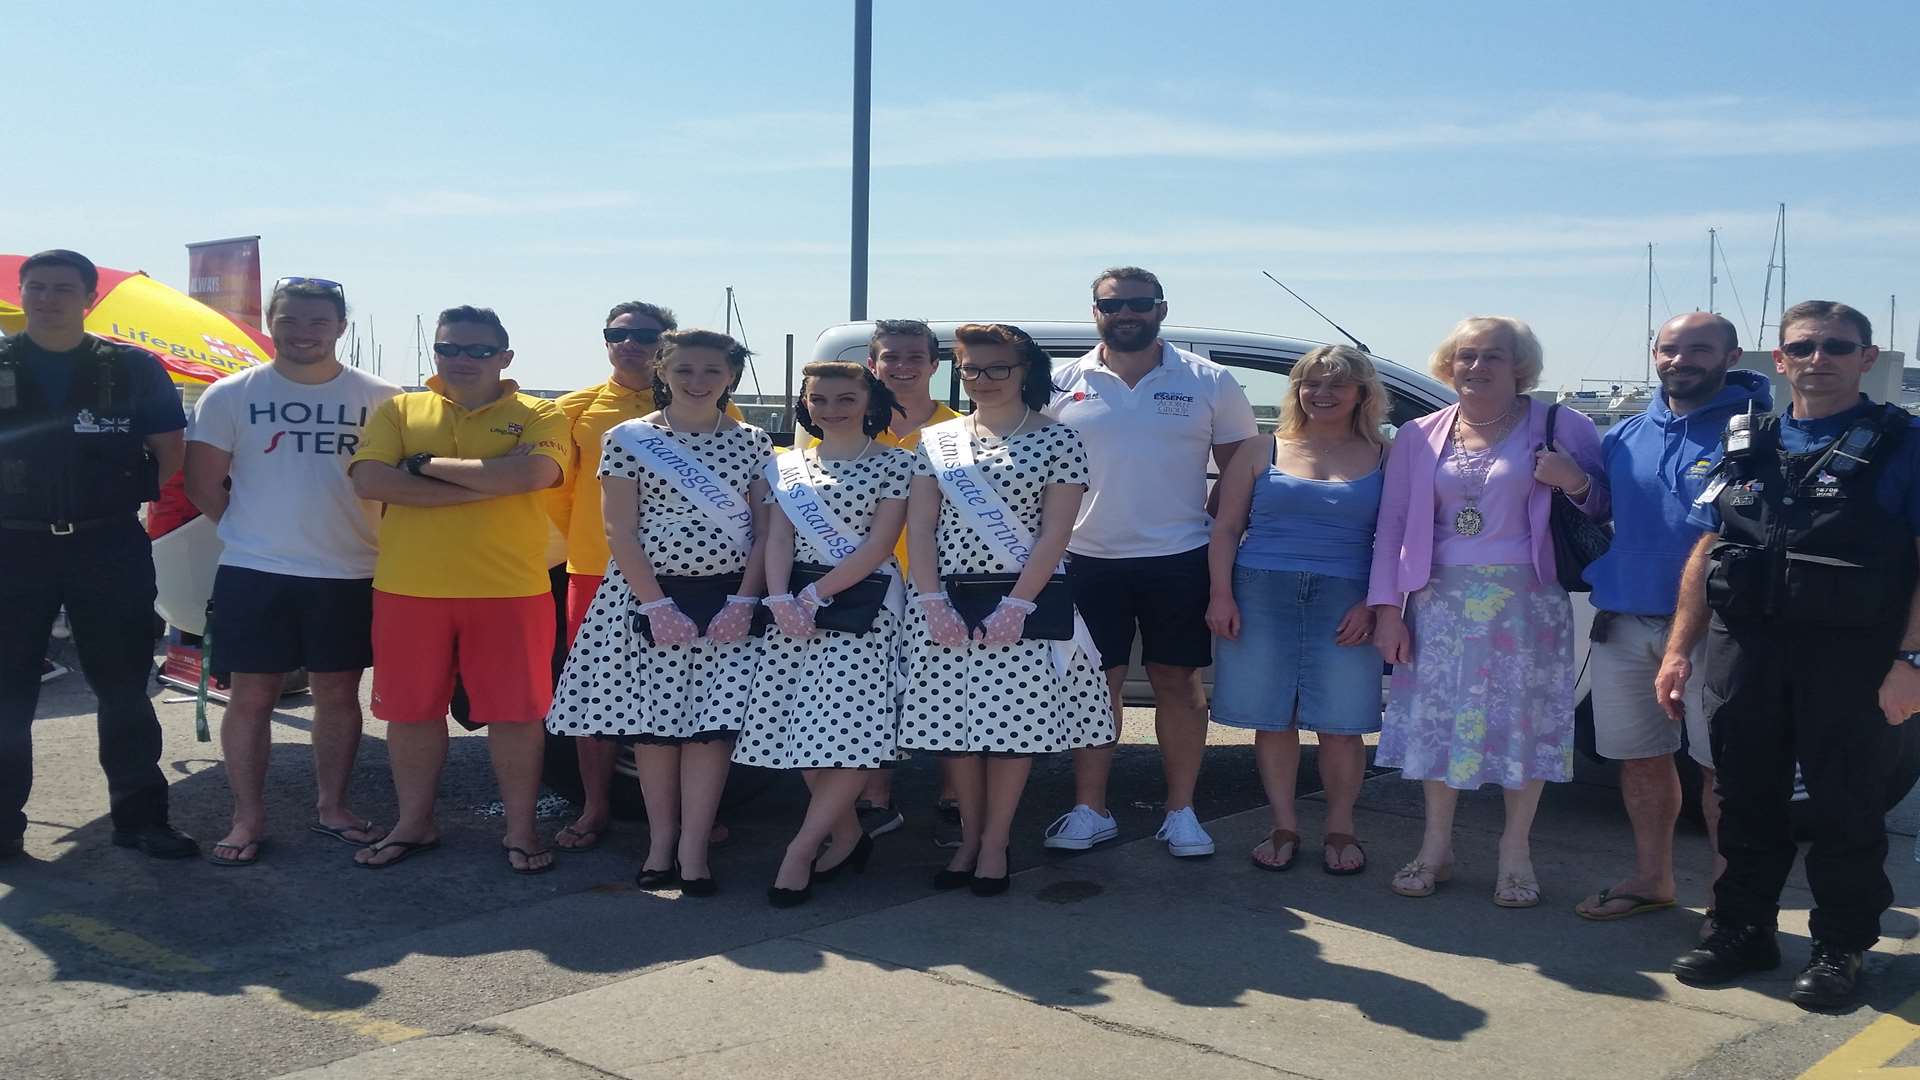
1576;312;1771;922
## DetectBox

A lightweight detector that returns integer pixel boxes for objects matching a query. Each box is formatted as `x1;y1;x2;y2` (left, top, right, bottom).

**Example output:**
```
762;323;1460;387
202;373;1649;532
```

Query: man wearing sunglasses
348;306;571;875
0;249;197;861
1047;266;1258;858
1661;300;1920;1008
544;301;741;851
184;277;399;866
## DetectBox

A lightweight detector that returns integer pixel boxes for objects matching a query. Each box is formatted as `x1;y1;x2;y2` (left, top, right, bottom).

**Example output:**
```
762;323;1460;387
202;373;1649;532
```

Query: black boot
1671;921;1780;985
1790;942;1864;1009
110;823;199;860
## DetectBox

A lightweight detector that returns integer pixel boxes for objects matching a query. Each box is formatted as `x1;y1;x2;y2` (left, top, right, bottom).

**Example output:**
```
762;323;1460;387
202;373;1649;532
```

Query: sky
8;0;1919;394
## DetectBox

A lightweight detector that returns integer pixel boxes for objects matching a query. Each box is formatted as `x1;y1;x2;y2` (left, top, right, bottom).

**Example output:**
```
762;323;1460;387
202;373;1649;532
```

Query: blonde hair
1277;345;1388;445
1428;316;1544;393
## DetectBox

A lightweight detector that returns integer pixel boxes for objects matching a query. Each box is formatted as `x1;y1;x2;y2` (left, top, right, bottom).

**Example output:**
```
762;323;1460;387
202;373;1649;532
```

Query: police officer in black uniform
1658;299;1920;1009
0;249;198;861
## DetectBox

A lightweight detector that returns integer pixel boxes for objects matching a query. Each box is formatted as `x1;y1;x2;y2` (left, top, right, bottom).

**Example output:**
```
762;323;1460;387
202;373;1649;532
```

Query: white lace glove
704;595;759;643
639;598;698;647
976;595;1035;647
916;592;970;648
764;593;818;639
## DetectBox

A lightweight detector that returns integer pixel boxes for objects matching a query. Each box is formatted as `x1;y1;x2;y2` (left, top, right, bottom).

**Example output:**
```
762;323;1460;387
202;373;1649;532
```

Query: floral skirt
1377;564;1574;789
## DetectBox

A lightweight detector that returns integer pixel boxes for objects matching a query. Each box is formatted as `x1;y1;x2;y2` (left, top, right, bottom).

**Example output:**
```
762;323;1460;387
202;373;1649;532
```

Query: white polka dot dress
734;447;912;770
899;424;1114;755
546;421;773;741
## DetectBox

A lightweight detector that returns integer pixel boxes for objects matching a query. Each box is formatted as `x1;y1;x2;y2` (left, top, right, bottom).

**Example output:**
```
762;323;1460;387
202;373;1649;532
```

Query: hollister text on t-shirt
188;363;400;580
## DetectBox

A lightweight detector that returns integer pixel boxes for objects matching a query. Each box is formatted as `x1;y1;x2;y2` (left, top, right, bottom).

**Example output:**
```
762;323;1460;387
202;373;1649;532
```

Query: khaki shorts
1589;613;1712;768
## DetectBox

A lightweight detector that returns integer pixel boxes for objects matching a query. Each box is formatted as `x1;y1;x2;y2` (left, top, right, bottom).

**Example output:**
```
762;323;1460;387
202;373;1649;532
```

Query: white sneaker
1042;804;1119;850
1156;807;1215;857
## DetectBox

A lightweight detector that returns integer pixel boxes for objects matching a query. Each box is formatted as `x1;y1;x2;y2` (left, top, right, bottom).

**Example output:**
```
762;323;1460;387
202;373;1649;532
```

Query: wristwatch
1899;651;1920;670
402;452;433;476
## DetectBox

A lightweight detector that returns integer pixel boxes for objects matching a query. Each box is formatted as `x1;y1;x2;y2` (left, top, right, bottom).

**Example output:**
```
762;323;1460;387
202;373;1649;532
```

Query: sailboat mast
1645;243;1654;384
1707;228;1718;314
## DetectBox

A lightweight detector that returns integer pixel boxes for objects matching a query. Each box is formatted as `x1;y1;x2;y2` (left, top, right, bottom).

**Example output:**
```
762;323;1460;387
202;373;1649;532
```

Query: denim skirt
1210;566;1383;735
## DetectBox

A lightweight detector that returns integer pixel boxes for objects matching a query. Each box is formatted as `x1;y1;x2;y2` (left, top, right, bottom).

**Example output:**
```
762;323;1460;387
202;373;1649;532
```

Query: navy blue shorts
1065;545;1213;671
208;565;373;677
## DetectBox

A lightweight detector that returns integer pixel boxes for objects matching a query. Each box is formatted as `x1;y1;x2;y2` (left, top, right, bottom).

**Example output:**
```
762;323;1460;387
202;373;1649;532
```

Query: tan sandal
1390;859;1452;897
1250;829;1299;872
1493;872;1541;908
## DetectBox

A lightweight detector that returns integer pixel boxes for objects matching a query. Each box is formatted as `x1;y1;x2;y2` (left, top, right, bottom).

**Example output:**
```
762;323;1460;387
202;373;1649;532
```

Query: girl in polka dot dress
902;324;1115;896
546;329;772;895
738;362;913;907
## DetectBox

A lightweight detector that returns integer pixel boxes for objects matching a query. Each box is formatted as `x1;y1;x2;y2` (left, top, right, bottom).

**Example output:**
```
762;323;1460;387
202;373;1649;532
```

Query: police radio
1723;402;1755;459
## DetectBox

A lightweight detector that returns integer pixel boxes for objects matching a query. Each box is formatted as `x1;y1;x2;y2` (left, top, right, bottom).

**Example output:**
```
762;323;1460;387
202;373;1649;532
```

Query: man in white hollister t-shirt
183;278;399;866
1046;266;1258;860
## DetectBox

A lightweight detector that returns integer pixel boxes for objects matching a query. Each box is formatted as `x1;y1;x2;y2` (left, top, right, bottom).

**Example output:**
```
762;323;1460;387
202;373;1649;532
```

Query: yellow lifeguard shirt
546;378;743;577
799;402;960;569
351;378;571;599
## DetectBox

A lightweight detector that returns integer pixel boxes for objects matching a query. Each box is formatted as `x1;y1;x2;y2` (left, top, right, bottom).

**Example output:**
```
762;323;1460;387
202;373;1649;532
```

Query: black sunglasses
956;363;1025;382
602;327;664;345
1095;296;1163;315
433;342;504;360
1781;337;1867;359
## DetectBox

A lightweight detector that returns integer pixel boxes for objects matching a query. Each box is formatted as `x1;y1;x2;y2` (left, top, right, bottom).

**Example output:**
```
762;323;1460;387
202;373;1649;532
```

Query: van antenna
1260;271;1371;355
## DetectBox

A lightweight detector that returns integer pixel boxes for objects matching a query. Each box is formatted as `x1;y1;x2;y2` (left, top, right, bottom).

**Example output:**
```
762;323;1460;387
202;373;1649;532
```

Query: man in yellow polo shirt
545;300;742;851
347;306;570;875
806;320;961;843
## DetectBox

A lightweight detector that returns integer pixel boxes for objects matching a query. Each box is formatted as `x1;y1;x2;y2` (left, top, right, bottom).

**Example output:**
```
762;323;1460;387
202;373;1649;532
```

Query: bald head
1653;311;1742;410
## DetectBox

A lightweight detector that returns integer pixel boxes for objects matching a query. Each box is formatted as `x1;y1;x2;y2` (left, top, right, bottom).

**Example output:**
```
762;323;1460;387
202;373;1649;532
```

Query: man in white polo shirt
1047;266;1258;858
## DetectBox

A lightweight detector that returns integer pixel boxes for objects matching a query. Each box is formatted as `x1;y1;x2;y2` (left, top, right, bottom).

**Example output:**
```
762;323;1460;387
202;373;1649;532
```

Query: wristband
1564;478;1593;498
637;597;677;614
912;591;950;606
997;596;1038;613
403;452;433;477
725;594;758;606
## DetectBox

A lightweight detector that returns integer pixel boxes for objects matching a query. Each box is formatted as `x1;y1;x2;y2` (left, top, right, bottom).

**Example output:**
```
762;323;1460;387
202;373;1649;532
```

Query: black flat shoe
1791;942;1864;1010
680;875;719;897
812;833;874;884
767;883;813;908
111;823;199;860
932;868;973;890
970;873;1010;897
1671;921;1780;985
634;861;680;889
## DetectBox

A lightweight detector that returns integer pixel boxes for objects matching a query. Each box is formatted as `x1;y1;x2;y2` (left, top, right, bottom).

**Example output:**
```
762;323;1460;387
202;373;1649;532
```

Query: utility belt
0;516;120;535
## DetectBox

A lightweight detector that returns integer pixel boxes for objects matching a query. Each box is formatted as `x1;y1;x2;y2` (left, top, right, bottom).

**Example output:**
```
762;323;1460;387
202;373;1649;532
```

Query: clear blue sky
9;1;1918;392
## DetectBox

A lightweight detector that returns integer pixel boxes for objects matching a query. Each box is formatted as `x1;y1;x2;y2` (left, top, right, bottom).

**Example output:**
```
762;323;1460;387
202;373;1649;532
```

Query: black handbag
1543;404;1611;593
633;573;769;644
787;562;891;635
943;573;1075;641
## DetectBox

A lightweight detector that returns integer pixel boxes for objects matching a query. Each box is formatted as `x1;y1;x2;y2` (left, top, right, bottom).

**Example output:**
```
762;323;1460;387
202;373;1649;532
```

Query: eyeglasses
1095;296;1163;315
433;342;504;359
1781;338;1867;359
956;363;1024;382
272;276;345;298
602;327;663;345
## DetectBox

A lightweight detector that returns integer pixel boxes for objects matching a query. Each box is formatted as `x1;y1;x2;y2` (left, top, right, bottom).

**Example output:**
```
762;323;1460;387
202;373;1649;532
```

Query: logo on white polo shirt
1069;390;1100;402
1153;391;1194;416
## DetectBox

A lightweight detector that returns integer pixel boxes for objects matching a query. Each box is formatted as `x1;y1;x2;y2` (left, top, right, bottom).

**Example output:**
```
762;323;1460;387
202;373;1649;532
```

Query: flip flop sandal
554;824;609;852
1493;873;1542;908
310;820;384;846
506;846;555;876
356;838;440;869
1250;829;1300;872
1322;832;1367;876
1575;887;1676;921
207;839;266;867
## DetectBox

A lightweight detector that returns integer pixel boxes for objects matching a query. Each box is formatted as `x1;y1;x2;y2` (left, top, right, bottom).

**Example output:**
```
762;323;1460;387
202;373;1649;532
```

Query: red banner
186;235;263;329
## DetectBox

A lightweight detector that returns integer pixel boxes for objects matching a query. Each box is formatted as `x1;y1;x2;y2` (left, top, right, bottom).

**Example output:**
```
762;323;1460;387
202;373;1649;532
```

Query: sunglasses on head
1095;296;1163;315
602;327;663;345
956;363;1025;382
272;276;345;300
433;342;504;360
1781;338;1867;359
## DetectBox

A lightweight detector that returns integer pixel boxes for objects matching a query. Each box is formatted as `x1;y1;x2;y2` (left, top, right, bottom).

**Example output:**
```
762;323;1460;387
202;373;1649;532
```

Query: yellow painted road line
32;913;212;975
254;988;428;1045
1801;991;1920;1078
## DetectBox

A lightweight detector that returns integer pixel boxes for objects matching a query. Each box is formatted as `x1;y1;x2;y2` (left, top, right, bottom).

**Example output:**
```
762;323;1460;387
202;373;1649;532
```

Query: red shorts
565;573;604;648
371;591;556;724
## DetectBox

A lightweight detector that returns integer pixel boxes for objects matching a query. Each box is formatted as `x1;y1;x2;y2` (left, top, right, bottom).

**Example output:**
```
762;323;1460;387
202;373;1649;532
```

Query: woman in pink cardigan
1368;316;1608;907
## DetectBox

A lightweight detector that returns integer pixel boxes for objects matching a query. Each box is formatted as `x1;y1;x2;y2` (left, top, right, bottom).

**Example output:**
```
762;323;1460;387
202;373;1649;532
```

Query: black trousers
1705;613;1902;949
0;520;170;839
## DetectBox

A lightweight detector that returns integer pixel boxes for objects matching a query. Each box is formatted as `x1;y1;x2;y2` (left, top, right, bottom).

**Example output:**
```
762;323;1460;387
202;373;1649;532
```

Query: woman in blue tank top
1205;345;1389;875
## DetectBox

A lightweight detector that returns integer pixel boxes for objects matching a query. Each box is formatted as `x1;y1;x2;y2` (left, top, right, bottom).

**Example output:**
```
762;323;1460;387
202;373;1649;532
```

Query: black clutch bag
788;562;891;635
633;573;769;644
1543;404;1612;593
943;573;1074;641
